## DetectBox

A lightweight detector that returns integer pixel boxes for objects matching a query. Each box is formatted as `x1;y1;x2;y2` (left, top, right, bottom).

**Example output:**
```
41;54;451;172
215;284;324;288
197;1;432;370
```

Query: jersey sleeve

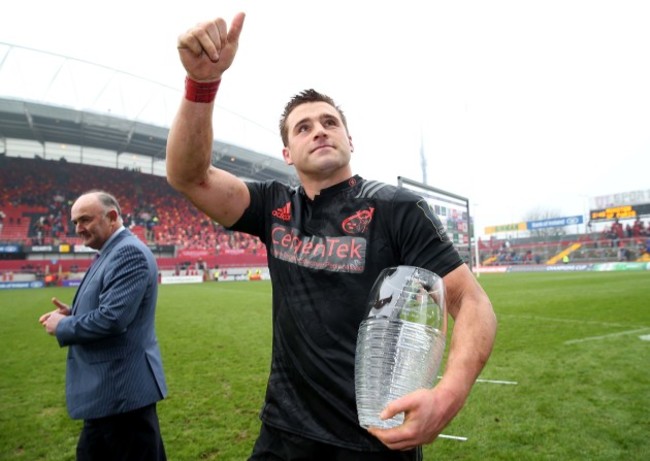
226;180;280;244
390;187;464;277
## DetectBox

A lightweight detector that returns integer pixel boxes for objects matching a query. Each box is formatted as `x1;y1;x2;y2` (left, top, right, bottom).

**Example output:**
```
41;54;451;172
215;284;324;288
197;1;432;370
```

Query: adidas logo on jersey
272;202;292;221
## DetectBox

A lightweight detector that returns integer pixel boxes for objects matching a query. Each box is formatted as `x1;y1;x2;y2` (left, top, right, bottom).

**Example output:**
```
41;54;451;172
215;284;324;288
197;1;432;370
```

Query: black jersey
228;175;463;451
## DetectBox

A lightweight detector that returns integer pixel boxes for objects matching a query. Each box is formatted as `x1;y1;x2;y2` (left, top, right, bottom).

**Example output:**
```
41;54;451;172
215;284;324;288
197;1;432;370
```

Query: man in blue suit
40;190;168;461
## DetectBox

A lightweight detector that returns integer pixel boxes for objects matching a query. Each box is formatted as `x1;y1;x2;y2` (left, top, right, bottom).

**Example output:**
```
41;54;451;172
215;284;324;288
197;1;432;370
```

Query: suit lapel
71;229;133;313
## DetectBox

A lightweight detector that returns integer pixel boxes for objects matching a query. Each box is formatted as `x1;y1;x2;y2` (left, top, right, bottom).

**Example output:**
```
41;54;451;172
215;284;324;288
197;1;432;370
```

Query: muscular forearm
166;98;216;191
165;92;250;227
439;292;497;410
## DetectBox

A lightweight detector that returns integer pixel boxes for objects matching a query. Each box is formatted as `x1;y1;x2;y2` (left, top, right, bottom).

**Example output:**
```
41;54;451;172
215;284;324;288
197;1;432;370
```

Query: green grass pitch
1;271;648;460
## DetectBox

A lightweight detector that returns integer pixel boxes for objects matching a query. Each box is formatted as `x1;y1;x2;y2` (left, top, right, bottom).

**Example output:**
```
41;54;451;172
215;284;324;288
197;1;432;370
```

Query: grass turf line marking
476;378;518;385
564;327;650;345
438;376;518;385
439;434;468;441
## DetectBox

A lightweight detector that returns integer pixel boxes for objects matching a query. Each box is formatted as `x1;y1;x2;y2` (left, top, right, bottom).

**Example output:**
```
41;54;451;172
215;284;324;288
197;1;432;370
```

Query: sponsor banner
148;244;175;253
475;266;508;274
61;280;82;287
484;222;527;235
589;203;650;222
591;262;650;272
0;280;45;289
590;205;637;221
506;264;553;273
25;245;55;253
593;189;650;208
0;244;21;254
478;263;649;273
527;215;583;230
160;275;203;285
544;264;592;272
19;243;175;254
73;244;95;254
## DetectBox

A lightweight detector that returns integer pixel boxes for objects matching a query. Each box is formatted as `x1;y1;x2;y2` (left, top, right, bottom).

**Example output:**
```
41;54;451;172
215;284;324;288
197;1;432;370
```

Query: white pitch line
476;378;518;385
564;327;650;345
435;379;518;442
438;376;518;385
439;434;468;441
434;378;518;443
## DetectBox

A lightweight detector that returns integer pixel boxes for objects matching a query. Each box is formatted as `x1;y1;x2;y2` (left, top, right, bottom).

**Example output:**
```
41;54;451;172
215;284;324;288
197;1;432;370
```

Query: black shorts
249;423;423;461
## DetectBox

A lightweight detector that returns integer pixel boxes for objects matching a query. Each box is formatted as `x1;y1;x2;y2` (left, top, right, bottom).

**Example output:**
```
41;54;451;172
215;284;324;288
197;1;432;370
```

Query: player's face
71;195;116;250
282;101;353;179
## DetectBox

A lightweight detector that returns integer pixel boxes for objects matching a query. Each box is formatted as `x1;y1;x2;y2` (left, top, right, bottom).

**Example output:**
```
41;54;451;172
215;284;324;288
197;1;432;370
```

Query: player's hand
177;12;245;82
367;386;462;451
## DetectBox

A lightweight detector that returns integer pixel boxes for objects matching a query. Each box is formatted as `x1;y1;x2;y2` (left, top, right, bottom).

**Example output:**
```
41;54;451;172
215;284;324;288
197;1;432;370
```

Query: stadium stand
479;228;649;266
2;154;649;278
0;156;269;279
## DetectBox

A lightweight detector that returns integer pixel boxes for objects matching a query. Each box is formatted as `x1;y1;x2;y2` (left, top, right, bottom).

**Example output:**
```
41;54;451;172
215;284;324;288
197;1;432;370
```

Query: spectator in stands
524;249;533;264
0;209;5;235
38;190;167;460
32;216;46;245
146;215;159;241
610;218;624;247
166;12;496;459
625;223;633;238
633;218;648;238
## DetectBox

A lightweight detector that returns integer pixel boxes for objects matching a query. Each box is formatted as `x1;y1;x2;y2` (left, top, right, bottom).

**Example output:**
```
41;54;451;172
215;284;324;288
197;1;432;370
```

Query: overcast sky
1;0;649;236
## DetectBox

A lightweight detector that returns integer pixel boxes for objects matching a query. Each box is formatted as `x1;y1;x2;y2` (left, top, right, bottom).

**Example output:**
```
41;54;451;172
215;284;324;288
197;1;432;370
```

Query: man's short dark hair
279;89;348;147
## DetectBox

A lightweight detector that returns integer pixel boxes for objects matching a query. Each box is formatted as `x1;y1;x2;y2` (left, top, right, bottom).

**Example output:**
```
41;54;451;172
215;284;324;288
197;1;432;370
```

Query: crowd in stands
2;156;649;267
601;217;649;244
480;217;650;266
486;240;543;266
598;217;649;262
0;156;264;254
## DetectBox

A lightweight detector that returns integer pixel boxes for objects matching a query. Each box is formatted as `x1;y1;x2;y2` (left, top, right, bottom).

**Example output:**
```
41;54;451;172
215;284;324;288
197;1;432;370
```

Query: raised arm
166;12;250;227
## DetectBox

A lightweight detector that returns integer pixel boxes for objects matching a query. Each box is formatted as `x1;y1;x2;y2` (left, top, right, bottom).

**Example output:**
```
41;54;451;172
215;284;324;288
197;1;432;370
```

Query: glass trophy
355;265;447;429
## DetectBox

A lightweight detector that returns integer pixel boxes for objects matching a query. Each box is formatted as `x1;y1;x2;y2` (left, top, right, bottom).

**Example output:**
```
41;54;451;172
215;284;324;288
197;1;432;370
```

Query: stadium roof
0;43;298;185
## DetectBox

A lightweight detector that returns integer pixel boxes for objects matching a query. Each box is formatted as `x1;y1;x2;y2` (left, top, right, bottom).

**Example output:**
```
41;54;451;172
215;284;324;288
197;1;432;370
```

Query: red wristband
184;76;221;103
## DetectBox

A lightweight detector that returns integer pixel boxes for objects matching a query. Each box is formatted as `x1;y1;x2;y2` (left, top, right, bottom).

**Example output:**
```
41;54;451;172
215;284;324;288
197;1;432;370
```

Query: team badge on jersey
341;208;374;235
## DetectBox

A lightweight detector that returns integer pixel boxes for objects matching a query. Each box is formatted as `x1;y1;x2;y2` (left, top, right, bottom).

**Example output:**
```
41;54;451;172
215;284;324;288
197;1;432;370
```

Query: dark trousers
249;423;422;461
77;403;166;461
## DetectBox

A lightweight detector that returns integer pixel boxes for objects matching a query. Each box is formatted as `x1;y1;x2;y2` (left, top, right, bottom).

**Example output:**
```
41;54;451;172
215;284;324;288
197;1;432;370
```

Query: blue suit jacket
56;228;167;420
